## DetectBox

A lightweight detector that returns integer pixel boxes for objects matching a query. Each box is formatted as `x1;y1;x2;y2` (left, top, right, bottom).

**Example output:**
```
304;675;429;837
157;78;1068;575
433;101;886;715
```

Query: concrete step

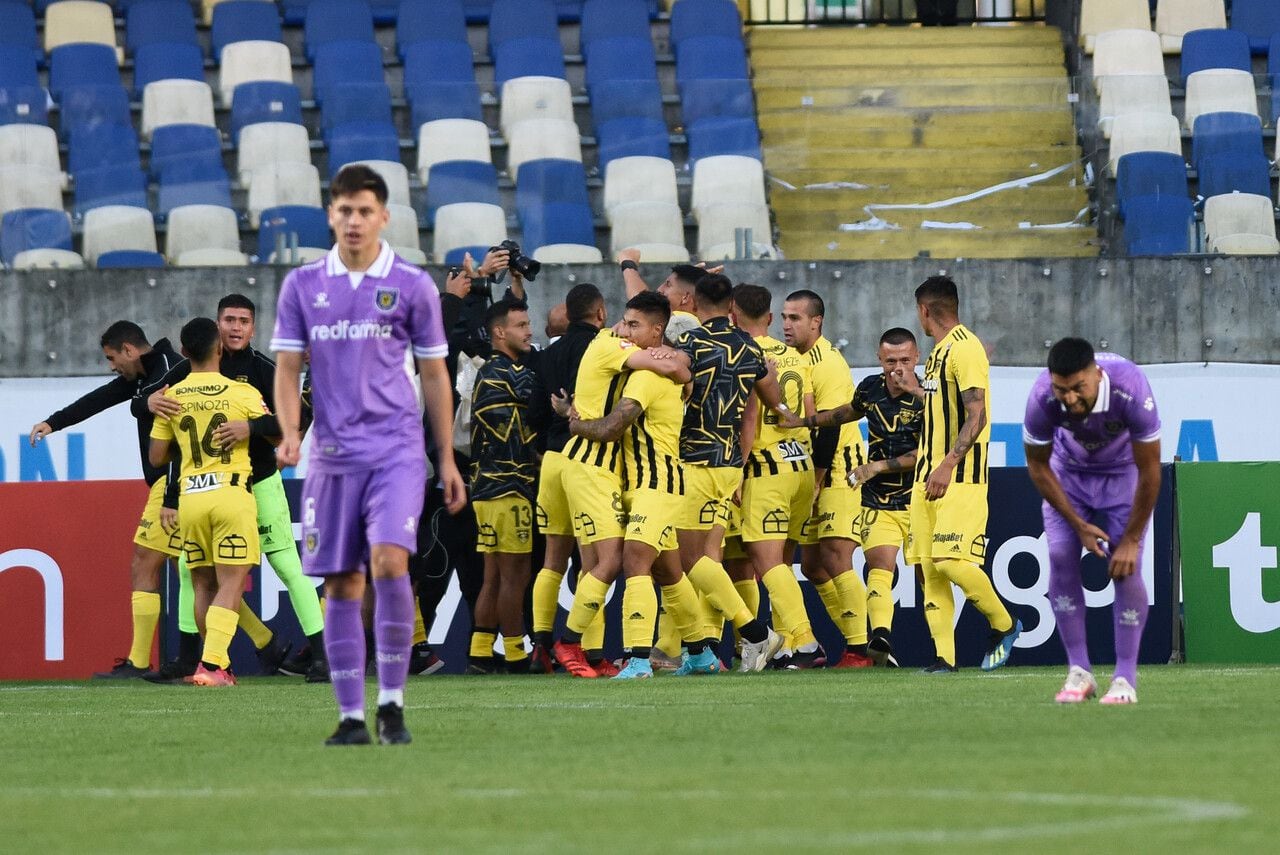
762;145;1084;172
753;79;1071;111
778;227;1100;260
748;44;1065;68
774;200;1089;231
770;184;1087;213
752;65;1062;85
748;25;1064;49
760;119;1076;148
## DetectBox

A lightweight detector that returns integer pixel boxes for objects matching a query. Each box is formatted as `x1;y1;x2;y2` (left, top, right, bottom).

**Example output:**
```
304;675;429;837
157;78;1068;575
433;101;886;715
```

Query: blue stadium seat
133;42;204;97
0;44;38;88
579;0;651;59
519;201;595;252
1180;29;1251;84
59;85;132;139
211;1;283;60
1197;152;1272;200
305;0;375;61
326;124;401;176
670;0;742;48
489;0;558;55
680;78;755;128
515;159;590;210
686;116;761;161
280;0;310;26
596;116;670;167
0;85;48;126
258;205;331;257
230;81;304;142
368;0;400;25
1191;112;1265;173
1115;152;1188;220
96;250;166;268
149;124;223;181
1122;194;1193;255
397;0;468;59
445;244;491;264
584;36;657;87
463;0;494;23
126;0;199;53
675;36;750;83
0;4;41;66
1;208;73;267
49;44;122;101
588;79;664;133
403;40;476;85
157;161;234;215
554;0;583;22
493;39;566;86
68;124;141;175
426;160;501;225
408;82;484;127
312;40;385;105
73;165;149;216
1229;0;1280;55
321;82;394;136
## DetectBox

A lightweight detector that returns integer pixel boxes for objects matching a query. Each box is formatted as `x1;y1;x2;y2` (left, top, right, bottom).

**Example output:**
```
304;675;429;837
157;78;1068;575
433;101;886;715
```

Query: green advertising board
1177;462;1280;663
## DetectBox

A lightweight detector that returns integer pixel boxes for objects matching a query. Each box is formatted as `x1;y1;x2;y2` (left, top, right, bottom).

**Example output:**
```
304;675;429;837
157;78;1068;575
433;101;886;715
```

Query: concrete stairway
749;25;1097;260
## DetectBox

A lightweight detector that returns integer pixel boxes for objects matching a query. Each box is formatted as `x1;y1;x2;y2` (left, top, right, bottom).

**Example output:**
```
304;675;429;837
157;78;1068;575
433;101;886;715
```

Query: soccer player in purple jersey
271;165;466;745
1023;338;1162;705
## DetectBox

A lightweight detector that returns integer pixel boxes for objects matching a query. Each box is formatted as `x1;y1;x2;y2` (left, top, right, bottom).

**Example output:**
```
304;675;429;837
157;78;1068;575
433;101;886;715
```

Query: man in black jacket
29;321;181;678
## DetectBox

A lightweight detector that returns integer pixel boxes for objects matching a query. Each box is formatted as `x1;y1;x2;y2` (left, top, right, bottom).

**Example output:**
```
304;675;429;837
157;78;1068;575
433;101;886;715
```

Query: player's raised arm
570;398;641;443
625;346;692;384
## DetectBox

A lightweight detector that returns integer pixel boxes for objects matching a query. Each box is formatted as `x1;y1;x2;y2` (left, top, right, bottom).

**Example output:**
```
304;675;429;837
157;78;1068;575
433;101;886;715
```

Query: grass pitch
1;665;1276;854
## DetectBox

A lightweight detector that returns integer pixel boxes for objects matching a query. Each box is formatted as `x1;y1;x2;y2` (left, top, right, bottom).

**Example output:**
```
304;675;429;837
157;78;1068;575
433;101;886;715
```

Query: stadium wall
3;257;1278;377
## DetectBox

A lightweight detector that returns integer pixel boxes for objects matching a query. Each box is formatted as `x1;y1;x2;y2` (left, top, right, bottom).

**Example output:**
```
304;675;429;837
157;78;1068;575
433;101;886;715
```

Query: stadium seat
246;162;323;228
425;160;501;224
489;0;559;55
588;78;664;130
305;0;375;61
1115;151;1188;220
45;1;121;61
696;202;771;256
149;124;223;180
67;123;140;176
95;250;166;268
257;204;330;260
397;0;468;60
670;0;742;47
230;81;304;142
175;247;252;266
681;78;756;129
0;208;75;267
49;44;121;101
0;6;41;67
1197;152;1272;200
238;122;312;185
1107;112;1183;174
1121;194;1193;254
417;119;493;182
326;125;401;177
166;203;242;261
520;201;597;252
609;201;685;254
133;42;205;98
1079;0;1151;54
81;205;159;265
0;85;48;126
1204;192;1279;252
603;155;678;219
463;0;497;23
312;40;385;105
584;36;658;88
408;82;484;128
1091;30;1164;91
675;36;749;83
347;159;412;208
1180;29;1251;84
691;155;766;218
1229;0;1280;55
126;0;199;53
0;45;38;90
219;40;292;105
0;125;64;185
0;167;63;215
73;164;148;215
59;84;132;141
11;248;86;269
1155;0;1226;53
142;80;217;138
597;116;671;168
321;82;395;137
579;0;651;59
500;77;574;140
1191;112;1264;174
687;117;761;162
211;1;283;59
402;40;477;86
493;39;567;86
1097;75;1172;138
433;201;508;263
385;202;423;256
533;243;604;263
157;161;234;215
515;159;590;212
507;119;583;175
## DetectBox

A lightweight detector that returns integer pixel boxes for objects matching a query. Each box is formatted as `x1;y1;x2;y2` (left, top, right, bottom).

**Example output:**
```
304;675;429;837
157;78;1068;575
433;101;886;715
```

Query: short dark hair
100;320;148;351
915;275;959;316
625;290;671;327
217;293;256;317
484;298;529;335
1047;337;1096;376
879;327;917;347
670;264;705;290
180;317;220;362
695;273;733;309
565;282;604;322
784;289;825;319
330;163;388;206
731;283;771;320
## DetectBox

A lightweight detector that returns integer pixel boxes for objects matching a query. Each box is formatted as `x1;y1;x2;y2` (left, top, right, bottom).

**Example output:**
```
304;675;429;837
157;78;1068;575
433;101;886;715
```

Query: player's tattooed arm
925;387;986;499
798;401;864;430
851;449;917;487
570;398;641;443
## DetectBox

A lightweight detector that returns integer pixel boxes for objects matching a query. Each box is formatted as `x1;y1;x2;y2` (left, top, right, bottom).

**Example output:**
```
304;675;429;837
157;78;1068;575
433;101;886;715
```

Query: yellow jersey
564;328;635;472
806;336;867;487
150;372;267;493
618;369;685;493
915;323;990;486
748;334;812;478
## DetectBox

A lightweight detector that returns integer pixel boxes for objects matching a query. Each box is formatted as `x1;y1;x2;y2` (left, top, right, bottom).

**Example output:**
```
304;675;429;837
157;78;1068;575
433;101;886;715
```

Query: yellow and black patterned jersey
675;316;766;468
747;335;812;478
470;353;548;502
150;372;266;493
852;372;923;510
915;324;990;486
564;329;635;472
618;370;685;493
807;336;867;487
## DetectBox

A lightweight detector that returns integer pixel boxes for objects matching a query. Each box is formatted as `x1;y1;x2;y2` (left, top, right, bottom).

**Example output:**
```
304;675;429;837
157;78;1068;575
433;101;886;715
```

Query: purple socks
373;575;414;703
1112;572;1149;686
323;597;366;720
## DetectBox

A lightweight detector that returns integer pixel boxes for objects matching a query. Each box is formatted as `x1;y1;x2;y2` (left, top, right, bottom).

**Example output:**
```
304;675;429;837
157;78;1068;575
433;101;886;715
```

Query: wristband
619;260;639;272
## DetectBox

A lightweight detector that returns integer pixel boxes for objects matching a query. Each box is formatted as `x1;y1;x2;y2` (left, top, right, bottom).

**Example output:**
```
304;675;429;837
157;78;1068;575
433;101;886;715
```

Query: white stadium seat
499;76;574;140
82;206;158;265
0;125;65;188
691;155;767;219
609;201;686;254
246;162;323;228
165;204;242;261
1184;69;1259;131
385;203;422;253
1079;0;1151;54
45;1;121;60
142;80;217;139
603;156;679;220
697;202;772;256
176;247;252;266
1097;75;1172;138
219;41;293;105
1155;0;1227;54
1092;29;1165;92
1204;192;1278;254
238;123;312;187
622;242;690;262
13;248;85;270
532;243;605;263
1107;112;1182;175
506;118;582;176
433;202;507;263
348;160;412;208
0;166;64;214
417;119;492;183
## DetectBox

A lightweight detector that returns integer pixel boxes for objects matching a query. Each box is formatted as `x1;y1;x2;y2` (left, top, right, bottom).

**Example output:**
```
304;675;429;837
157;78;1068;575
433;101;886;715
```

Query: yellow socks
866;568;896;632
660;574;704;642
202;605;239;669
128;591;161;669
655;603;682;658
815;579;841;628
935;559;1013;633
687;556;754;628
622;577;657;652
762;564;816;647
833;570;869;646
733;579;760;619
470;629;497;659
532;569;564;635
412;602;427;646
236;600;273;650
502;635;527;665
566;573;611;636
581;607;606;652
920;559;957;666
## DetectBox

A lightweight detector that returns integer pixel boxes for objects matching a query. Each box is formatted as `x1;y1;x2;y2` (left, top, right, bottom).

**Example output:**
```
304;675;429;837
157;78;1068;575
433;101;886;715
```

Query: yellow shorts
179;484;260;568
562;459;626;545
859;508;911;552
536;450;573;537
681;465;741;533
134;477;183;558
475;496;534;554
906;482;989;564
722;535;747;561
741;468;814;543
624;488;679;552
798;484;862;545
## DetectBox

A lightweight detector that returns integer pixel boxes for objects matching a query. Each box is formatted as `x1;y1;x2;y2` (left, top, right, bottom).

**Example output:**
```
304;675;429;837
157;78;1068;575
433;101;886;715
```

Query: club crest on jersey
374;287;400;313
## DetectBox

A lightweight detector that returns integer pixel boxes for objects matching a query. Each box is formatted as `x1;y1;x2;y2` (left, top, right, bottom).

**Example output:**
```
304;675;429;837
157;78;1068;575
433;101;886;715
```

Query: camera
488;240;541;283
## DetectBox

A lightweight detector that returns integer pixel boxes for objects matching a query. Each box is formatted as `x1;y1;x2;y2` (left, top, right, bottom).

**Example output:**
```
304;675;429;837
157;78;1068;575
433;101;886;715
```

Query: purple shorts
1041;465;1142;562
300;456;427;577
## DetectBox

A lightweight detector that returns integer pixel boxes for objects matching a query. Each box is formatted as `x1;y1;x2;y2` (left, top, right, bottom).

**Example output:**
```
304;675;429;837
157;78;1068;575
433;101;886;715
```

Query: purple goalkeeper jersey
1022;353;1161;474
270;240;448;473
